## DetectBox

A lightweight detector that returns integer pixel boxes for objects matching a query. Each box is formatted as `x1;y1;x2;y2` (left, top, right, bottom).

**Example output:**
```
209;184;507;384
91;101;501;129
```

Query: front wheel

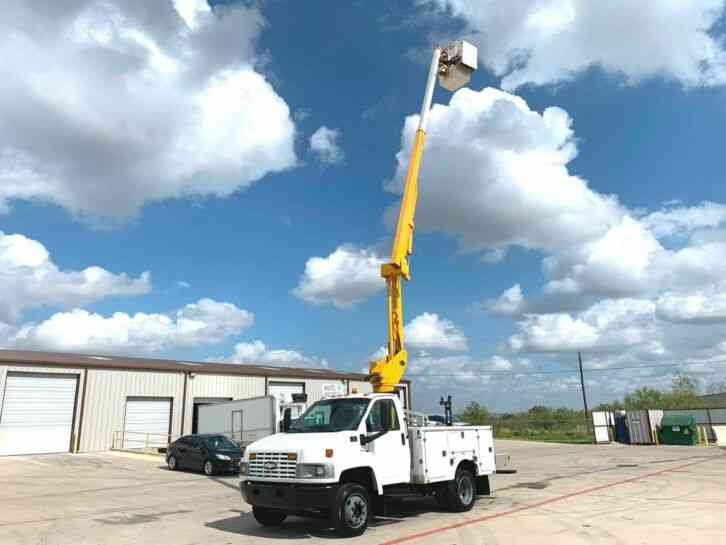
332;483;371;537
253;506;287;527
203;460;215;476
167;455;177;471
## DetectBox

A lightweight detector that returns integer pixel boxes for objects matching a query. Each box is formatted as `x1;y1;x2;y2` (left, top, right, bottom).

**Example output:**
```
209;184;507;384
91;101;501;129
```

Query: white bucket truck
239;392;495;536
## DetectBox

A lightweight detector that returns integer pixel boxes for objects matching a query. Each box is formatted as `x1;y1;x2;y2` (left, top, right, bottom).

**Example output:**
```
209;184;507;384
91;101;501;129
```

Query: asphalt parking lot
1;440;724;545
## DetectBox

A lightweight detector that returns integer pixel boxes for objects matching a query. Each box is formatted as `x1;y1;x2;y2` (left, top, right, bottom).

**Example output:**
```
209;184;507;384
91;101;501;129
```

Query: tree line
454;371;721;443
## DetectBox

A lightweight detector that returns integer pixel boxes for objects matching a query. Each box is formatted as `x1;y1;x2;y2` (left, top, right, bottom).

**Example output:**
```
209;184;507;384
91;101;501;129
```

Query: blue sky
3;0;726;412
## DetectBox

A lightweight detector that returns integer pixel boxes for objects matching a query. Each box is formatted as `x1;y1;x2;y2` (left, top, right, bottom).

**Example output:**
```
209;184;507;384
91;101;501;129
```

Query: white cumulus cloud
405;312;467;351
421;0;726;90
292;245;385;308
508;313;600;353
0;231;150;322
508;298;661;356
2;298;253;354
0;0;296;221
387;88;726;320
487;284;525;316
212;340;328;369
309;126;345;164
656;289;726;323
385;87;625;256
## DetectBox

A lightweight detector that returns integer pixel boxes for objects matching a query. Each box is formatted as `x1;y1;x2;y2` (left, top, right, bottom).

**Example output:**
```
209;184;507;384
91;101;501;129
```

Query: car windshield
202;435;238;450
289;398;369;433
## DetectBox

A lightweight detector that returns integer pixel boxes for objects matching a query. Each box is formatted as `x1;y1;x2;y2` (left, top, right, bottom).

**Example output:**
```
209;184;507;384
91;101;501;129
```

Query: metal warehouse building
0;349;411;456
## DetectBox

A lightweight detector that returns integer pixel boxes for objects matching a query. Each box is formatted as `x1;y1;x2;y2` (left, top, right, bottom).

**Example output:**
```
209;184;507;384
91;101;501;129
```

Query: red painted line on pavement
380;454;724;545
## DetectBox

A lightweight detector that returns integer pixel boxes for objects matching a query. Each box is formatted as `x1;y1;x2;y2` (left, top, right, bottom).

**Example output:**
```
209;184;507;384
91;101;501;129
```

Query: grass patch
494;431;593;444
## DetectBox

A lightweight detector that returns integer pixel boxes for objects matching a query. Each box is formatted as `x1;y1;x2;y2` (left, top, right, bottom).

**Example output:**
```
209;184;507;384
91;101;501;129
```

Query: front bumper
215;459;241;473
240;480;339;513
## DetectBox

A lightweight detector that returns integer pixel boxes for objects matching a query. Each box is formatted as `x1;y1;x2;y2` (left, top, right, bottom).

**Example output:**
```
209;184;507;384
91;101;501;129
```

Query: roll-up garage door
0;373;78;456
123;398;171;449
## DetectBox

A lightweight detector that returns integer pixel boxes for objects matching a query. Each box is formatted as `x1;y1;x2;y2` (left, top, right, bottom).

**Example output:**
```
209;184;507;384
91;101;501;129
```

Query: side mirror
360;427;388;446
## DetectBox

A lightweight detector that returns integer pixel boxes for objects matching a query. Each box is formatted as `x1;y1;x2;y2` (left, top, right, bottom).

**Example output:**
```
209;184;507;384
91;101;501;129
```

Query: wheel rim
458;475;474;505
204;461;213;475
343;493;368;529
168;456;176;470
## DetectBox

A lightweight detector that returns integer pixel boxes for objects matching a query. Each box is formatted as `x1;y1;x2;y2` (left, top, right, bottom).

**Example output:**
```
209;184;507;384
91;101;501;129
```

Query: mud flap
476;475;491;496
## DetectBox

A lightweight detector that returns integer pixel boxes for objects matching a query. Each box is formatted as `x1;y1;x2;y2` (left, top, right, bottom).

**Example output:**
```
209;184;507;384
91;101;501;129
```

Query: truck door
365;399;410;485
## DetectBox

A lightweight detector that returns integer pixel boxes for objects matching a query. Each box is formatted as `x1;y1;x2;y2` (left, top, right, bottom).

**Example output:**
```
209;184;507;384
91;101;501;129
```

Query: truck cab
240;393;494;536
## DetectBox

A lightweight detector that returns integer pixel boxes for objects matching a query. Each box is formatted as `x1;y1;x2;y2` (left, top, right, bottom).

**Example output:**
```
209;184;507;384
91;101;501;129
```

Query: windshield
289;398;370;433
202;435;239;450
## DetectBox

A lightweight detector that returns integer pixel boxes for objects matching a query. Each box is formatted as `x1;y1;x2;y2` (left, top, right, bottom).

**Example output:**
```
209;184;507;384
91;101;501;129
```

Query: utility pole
578;351;591;437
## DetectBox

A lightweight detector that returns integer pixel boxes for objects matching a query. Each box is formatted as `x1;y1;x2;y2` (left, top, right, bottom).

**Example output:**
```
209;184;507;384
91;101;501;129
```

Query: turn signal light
249;453;257;460
287;453;298;460
325;449;334;458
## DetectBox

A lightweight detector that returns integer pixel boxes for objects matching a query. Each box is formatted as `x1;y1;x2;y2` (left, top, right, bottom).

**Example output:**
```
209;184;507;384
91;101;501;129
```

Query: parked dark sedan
166;434;242;475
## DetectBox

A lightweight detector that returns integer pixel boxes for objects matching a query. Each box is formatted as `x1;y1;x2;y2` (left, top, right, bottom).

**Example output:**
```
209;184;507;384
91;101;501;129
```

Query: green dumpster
659;414;698;445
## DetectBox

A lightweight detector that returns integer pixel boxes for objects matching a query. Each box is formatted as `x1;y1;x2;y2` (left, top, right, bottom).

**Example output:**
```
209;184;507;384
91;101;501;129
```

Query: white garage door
0;373;78;456
123;398;171;449
269;382;304;403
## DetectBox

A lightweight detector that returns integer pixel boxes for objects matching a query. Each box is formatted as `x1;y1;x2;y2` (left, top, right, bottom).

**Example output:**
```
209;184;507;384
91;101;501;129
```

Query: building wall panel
264;377;347;404
348;380;373;395
184;374;265;435
80;369;184;452
305;378;347;404
0;365;86;452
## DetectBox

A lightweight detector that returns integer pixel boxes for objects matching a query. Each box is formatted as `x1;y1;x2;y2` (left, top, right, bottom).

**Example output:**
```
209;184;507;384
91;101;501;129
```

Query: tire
252;506;287;527
332;483;371;537
167;455;177;471
203;459;215;476
444;469;476;512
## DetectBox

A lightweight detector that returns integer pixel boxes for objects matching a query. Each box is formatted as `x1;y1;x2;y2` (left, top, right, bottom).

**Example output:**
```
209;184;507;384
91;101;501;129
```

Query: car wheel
252;506;287;527
332;483;371;537
167;455;177;471
203;459;215;476
443;469;476;512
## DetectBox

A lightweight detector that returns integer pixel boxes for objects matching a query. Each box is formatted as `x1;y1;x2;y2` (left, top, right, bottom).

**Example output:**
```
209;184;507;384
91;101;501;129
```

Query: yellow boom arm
368;46;444;393
368;129;426;392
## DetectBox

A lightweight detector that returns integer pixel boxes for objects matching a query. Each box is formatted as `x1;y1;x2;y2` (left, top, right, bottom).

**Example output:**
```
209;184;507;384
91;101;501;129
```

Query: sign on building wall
322;383;344;398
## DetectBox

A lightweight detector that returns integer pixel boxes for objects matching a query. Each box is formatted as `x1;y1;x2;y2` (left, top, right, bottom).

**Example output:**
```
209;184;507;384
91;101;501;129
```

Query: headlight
239;462;249;475
216;454;231;461
296;463;334;479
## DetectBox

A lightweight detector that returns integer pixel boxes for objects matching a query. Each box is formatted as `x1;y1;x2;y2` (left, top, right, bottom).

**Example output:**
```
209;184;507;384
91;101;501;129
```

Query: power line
405;359;726;378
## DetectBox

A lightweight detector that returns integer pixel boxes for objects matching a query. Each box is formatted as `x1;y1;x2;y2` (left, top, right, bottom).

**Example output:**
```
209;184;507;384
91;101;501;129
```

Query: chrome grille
248;451;297;479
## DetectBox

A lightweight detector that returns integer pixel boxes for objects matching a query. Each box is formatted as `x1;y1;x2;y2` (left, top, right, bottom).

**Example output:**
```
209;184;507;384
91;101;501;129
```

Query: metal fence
111;431;179;454
111;430;247;454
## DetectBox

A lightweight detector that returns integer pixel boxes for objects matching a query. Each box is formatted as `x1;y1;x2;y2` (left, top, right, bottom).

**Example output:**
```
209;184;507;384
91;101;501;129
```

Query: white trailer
197;395;306;448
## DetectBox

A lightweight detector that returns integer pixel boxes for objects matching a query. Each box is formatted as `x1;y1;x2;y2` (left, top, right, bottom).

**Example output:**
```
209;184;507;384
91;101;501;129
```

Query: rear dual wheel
437;469;476;512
